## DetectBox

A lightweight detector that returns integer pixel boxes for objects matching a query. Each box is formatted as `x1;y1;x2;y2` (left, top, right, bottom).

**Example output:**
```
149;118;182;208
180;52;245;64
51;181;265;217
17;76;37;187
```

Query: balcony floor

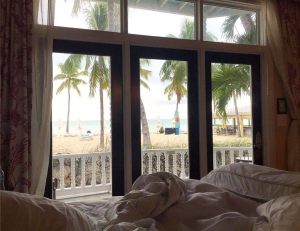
58;193;112;203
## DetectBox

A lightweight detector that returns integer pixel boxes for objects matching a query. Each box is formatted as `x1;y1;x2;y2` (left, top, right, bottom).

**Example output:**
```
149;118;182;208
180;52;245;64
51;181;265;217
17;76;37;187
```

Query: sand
53;133;251;155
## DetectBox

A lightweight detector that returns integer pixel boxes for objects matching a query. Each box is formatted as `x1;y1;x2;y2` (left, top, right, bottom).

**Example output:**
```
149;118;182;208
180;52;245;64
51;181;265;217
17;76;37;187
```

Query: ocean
52;119;188;135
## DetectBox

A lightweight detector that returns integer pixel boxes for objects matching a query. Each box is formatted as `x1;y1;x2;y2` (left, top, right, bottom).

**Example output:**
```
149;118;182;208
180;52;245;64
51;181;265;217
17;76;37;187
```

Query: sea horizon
52;119;188;136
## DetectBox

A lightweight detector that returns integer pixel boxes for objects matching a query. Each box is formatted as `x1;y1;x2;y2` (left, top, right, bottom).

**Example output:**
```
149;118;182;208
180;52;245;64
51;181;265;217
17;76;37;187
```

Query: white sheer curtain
266;0;300;172
30;0;53;195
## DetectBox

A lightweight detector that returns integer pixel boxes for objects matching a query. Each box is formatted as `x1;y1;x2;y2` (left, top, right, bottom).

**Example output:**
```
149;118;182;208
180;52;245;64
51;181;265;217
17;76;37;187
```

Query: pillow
254;193;300;231
0;191;95;231
200;163;300;201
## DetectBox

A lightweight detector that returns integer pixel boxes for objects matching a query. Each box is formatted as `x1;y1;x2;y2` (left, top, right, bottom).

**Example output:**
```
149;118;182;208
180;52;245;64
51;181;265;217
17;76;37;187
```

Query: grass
213;140;252;147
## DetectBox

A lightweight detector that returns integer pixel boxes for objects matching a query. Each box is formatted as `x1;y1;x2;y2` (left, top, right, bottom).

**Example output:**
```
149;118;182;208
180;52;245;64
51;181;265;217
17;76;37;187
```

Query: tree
54;54;88;134
160;60;187;111
211;64;250;137
221;14;256;44
84;3;110;148
140;59;152;148
159;19;192;112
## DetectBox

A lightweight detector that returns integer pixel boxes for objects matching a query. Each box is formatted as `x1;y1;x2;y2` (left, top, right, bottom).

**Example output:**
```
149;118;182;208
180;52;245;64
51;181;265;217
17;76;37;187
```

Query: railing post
149;152;153;174
92;155;96;187
213;149;217;169
157;152;161;173
102;154;106;186
166;154;169;173
221;149;226;167
173;153;177;176
230;149;234;164
59;158;64;190
81;156;86;188
71;157;75;189
180;152;185;178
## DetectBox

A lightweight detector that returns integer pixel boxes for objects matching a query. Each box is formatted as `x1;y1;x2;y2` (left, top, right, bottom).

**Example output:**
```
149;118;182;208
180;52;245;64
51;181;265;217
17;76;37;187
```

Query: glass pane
52;53;112;201
140;59;189;178
128;0;195;39
211;63;253;169
203;5;257;45
54;0;121;32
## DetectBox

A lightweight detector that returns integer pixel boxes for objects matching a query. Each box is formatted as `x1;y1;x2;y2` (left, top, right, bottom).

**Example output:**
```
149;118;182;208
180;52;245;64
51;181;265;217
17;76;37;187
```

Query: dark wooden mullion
131;46;200;183
130;48;142;183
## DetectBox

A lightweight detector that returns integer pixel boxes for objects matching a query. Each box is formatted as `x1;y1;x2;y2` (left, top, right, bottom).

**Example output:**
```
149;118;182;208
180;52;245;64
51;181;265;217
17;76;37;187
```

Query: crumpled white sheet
70;172;300;231
96;172;261;231
98;172;186;230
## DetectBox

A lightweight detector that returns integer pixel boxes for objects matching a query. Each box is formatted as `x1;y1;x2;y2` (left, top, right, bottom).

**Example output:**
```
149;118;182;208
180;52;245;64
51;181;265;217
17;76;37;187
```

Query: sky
52;0;251;121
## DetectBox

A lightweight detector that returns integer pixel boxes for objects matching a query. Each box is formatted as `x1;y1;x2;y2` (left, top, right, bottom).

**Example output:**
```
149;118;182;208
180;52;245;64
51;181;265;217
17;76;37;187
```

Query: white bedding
70;171;300;231
2;164;300;231
71;173;262;230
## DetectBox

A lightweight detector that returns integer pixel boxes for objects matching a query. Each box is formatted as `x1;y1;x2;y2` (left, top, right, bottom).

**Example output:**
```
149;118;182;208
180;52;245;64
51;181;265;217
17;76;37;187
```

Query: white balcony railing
53;147;252;199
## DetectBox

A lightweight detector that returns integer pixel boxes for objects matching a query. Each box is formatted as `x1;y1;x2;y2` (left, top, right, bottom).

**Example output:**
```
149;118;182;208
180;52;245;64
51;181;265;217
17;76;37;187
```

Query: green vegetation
54;55;88;133
212;64;250;137
213;140;252;147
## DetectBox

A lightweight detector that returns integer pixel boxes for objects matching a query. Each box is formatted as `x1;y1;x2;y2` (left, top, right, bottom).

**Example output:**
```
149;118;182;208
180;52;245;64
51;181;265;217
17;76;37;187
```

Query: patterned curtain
0;0;33;192
267;0;300;171
278;0;300;172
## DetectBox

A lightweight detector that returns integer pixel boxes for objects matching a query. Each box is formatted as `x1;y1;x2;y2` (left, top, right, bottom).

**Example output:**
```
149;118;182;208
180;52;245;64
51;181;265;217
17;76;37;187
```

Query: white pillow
0;191;95;231
254;193;300;231
201;163;300;201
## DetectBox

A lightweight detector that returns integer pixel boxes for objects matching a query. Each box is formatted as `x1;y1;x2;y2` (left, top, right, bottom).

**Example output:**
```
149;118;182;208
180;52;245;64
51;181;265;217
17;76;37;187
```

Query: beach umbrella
58;118;62;130
78;118;82;134
156;116;160;129
172;117;175;129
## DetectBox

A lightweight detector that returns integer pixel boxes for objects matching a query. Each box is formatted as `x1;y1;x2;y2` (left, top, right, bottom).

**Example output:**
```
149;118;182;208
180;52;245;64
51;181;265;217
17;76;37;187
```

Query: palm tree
211;64;250;137
54;54;88;134
160;60;187;111
140;59;152;148
84;3;110;148
159;19;192;113
221;14;256;44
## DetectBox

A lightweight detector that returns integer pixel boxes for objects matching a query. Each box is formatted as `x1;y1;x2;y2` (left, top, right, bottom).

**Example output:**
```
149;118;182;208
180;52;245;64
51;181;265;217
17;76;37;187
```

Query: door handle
254;132;262;150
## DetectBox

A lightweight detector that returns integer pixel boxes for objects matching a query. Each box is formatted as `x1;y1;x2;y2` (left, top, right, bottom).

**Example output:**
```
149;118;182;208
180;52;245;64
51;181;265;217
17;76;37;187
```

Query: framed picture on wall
277;98;287;114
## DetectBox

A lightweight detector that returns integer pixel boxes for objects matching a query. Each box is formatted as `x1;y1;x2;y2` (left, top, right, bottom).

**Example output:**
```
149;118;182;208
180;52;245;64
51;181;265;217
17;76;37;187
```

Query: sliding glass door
131;46;200;182
206;52;262;172
51;40;124;200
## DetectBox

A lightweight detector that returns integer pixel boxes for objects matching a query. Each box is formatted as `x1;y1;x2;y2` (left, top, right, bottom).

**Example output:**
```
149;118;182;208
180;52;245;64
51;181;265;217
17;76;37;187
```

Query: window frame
47;0;271;194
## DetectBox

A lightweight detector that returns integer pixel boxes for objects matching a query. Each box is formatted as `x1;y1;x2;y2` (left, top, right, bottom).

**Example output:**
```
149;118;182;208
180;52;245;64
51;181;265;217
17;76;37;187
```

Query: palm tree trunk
240;14;255;33
99;57;105;148
66;87;70;134
233;91;241;137
140;99;151;148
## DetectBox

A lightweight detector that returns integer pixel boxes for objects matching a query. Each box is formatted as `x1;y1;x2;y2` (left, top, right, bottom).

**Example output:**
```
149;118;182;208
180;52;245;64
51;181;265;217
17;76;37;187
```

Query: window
128;0;195;39
203;4;257;45
54;0;121;32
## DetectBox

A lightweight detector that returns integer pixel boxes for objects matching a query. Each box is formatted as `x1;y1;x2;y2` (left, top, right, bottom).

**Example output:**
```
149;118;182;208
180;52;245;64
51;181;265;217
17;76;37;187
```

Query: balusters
92;155;96;187
59;158;64;189
71;157;75;189
221;149;225;167
157;153;161;172
166;154;169;173
213;149;217;169
81;156;86;188
101;155;106;185
173;153;177;176
180;152;185;178
149;152;153;174
230;150;234;164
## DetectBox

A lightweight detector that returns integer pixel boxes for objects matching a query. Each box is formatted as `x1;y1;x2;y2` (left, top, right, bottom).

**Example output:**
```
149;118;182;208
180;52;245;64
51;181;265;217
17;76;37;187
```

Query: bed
1;163;300;231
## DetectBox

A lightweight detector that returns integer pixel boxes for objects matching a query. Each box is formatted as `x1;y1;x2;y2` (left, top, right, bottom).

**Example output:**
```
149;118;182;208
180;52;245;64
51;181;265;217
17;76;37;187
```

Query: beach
53;134;251;154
